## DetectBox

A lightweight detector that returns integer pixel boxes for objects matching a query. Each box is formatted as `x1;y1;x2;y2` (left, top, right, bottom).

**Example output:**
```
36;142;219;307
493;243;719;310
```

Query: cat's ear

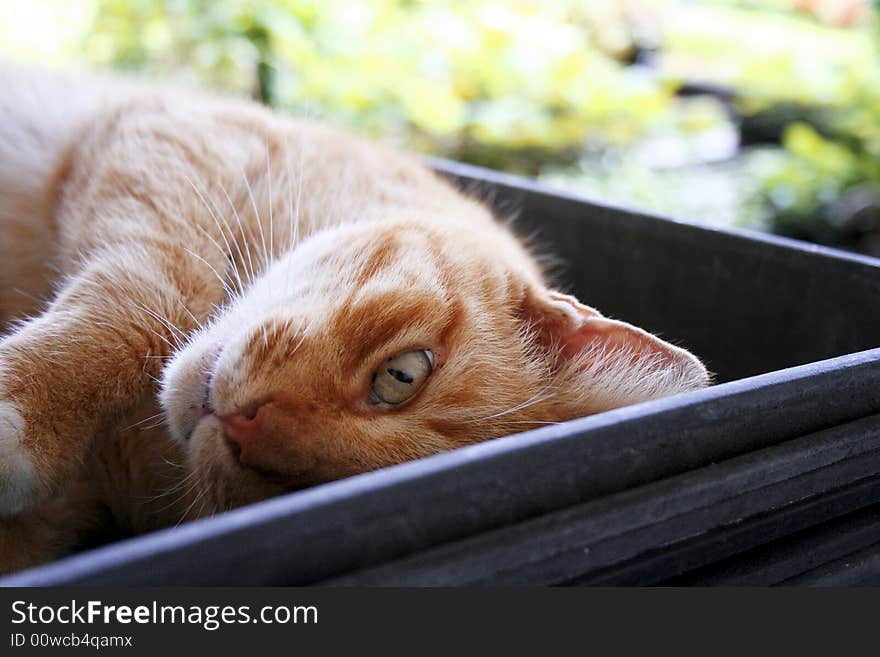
518;287;709;407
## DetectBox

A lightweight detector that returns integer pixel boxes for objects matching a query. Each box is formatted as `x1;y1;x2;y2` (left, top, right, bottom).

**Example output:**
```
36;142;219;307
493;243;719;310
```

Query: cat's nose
218;402;269;455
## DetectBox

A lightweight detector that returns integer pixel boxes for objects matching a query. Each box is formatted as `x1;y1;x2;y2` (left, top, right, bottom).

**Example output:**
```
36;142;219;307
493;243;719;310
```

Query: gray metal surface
325;413;880;585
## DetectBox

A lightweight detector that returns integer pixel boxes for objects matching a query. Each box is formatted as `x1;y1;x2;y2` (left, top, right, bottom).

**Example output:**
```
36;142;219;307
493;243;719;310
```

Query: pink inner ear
524;289;704;376
562;316;685;370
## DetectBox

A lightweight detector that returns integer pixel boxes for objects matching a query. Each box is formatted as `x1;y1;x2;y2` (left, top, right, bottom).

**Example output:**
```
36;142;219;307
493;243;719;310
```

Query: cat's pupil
388;368;413;384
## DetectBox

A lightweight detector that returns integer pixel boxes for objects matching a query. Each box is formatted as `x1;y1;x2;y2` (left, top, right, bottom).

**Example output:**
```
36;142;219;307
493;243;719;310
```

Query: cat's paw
0;398;37;517
0;331;116;518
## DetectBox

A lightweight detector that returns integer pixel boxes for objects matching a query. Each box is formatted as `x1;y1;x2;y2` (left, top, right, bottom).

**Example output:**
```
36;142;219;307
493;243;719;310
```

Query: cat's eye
370;349;434;406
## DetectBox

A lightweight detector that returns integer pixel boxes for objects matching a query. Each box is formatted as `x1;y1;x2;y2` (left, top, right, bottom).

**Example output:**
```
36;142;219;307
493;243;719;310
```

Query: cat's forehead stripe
335;289;453;367
354;232;401;287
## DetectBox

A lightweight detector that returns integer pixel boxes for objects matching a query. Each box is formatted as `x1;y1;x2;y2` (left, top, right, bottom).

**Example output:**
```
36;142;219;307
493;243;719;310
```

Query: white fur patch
0;399;36;516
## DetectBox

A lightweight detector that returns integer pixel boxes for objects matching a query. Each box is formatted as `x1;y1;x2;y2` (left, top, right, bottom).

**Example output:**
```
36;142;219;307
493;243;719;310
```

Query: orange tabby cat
0;65;709;573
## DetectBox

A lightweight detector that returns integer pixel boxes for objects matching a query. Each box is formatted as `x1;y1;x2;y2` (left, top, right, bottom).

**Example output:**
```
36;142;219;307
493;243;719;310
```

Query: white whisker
239;165;269;271
183;248;237;301
265;138;274;260
216;179;257;285
122;411;167;432
182;173;248;295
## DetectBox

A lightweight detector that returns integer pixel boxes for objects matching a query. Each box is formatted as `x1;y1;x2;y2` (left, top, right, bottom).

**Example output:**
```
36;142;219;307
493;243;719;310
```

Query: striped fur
0;66;708;572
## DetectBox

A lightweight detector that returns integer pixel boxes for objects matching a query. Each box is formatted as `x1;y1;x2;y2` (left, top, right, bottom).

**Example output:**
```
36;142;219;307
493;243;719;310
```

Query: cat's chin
180;417;290;517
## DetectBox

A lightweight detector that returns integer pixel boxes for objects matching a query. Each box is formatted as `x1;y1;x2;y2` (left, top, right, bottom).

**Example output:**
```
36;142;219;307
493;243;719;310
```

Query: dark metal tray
4;160;879;586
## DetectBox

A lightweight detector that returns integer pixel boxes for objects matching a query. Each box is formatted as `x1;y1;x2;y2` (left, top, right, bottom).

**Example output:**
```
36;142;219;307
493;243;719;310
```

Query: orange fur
0;65;709;573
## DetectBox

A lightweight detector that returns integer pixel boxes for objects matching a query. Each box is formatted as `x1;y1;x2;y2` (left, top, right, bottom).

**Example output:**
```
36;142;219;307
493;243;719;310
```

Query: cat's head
159;209;710;513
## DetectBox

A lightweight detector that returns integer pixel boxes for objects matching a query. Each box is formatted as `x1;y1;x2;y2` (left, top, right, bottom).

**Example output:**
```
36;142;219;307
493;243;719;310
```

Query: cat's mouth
201;371;216;418
178;344;223;442
220;424;242;461
203;345;223;411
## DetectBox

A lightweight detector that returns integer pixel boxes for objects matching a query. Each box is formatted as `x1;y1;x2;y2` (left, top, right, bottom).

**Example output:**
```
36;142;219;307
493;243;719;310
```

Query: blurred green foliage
2;0;878;254
83;0;691;172
734;8;880;252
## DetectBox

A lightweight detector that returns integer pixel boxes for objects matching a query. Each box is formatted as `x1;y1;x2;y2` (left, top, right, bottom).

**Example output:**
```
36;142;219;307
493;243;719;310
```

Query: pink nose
218;402;269;455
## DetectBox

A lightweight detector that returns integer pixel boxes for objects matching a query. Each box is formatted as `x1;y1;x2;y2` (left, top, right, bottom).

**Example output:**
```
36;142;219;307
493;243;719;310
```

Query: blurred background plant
1;0;878;256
